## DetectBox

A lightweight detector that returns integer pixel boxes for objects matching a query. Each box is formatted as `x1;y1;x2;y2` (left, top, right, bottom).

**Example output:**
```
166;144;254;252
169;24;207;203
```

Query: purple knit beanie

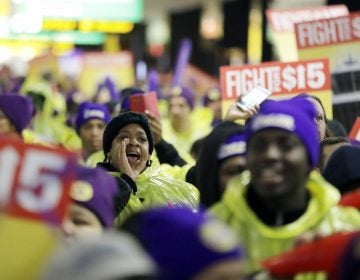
70;165;118;228
124;207;243;280
217;133;246;162
75;102;110;133
245;96;319;168
0;94;34;133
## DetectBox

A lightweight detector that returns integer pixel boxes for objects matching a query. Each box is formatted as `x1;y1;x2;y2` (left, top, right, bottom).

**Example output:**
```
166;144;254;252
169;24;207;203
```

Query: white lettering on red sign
0;146;66;213
221;60;328;99
267;5;348;33
297;17;352;47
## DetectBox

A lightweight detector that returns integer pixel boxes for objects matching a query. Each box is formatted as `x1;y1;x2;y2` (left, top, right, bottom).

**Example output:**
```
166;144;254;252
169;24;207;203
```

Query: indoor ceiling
143;0;327;22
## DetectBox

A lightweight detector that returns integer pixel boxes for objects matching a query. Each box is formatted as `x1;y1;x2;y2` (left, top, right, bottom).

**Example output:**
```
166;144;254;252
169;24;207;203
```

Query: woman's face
62;204;103;243
308;98;326;141
110;123;150;174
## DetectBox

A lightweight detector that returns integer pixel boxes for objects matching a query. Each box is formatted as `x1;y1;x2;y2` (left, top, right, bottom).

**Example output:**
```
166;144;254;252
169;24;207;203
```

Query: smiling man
210;96;360;277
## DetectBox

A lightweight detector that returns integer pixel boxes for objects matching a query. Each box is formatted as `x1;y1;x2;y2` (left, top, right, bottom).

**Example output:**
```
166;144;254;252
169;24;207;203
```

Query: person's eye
138;137;147;143
315;115;324;122
280;138;299;151
116;135;127;141
97;124;106;129
72;218;90;226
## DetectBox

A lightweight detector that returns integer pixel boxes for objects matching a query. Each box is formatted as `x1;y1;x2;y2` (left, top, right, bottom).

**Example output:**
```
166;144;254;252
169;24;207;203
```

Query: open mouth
126;151;140;164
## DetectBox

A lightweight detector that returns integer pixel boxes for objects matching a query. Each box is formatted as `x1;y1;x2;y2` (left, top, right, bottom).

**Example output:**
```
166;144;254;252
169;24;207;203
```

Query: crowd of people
1;61;360;280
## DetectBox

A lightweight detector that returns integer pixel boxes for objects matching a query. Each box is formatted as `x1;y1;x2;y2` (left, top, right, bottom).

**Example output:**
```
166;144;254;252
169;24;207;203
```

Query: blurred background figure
75;101;110;165
121;207;246;280
323;145;360;195
162;86;212;163
62;165;121;244
93;76;120;105
202;86;222;128
319;136;350;172
0;93;34;139
23;81;81;150
194;121;247;208
42;232;158;280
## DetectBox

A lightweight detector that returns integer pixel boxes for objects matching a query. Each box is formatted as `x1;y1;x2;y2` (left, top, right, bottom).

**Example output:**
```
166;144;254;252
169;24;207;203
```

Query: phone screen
236;86;271;110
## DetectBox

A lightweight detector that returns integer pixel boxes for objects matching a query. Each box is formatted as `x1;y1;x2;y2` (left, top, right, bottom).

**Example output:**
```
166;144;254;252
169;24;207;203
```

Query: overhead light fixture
200;0;223;40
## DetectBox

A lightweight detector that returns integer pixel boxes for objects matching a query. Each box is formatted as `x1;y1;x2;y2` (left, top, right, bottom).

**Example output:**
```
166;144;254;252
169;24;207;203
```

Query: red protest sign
220;58;331;100
220;58;332;119
295;12;360;49
0;137;77;226
349;117;360;141
129;91;161;120
266;5;348;33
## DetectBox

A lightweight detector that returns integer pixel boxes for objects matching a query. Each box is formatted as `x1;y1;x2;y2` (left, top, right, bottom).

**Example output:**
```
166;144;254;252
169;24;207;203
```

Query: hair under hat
245;96;319;168
102;111;154;161
121;207;243;280
75;102;110;133
70;165;118;228
0;94;34;133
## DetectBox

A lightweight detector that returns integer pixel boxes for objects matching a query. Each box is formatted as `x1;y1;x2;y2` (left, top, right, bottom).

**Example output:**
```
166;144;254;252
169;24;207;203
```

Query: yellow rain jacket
22;82;81;150
162;107;213;163
210;171;360;275
105;165;199;226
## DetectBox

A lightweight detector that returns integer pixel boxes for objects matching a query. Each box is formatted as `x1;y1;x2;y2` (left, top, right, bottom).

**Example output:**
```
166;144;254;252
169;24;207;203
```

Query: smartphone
236;86;272;110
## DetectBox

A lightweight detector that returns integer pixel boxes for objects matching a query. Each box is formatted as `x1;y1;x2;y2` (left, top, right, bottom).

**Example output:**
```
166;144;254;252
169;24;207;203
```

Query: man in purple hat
211;96;360;277
0;94;34;139
75;101;110;164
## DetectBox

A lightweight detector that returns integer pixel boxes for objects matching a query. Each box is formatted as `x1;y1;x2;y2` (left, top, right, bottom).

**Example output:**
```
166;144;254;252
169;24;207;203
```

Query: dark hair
320;136;350;147
327;119;348;137
319;136;350;171
189;137;205;161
